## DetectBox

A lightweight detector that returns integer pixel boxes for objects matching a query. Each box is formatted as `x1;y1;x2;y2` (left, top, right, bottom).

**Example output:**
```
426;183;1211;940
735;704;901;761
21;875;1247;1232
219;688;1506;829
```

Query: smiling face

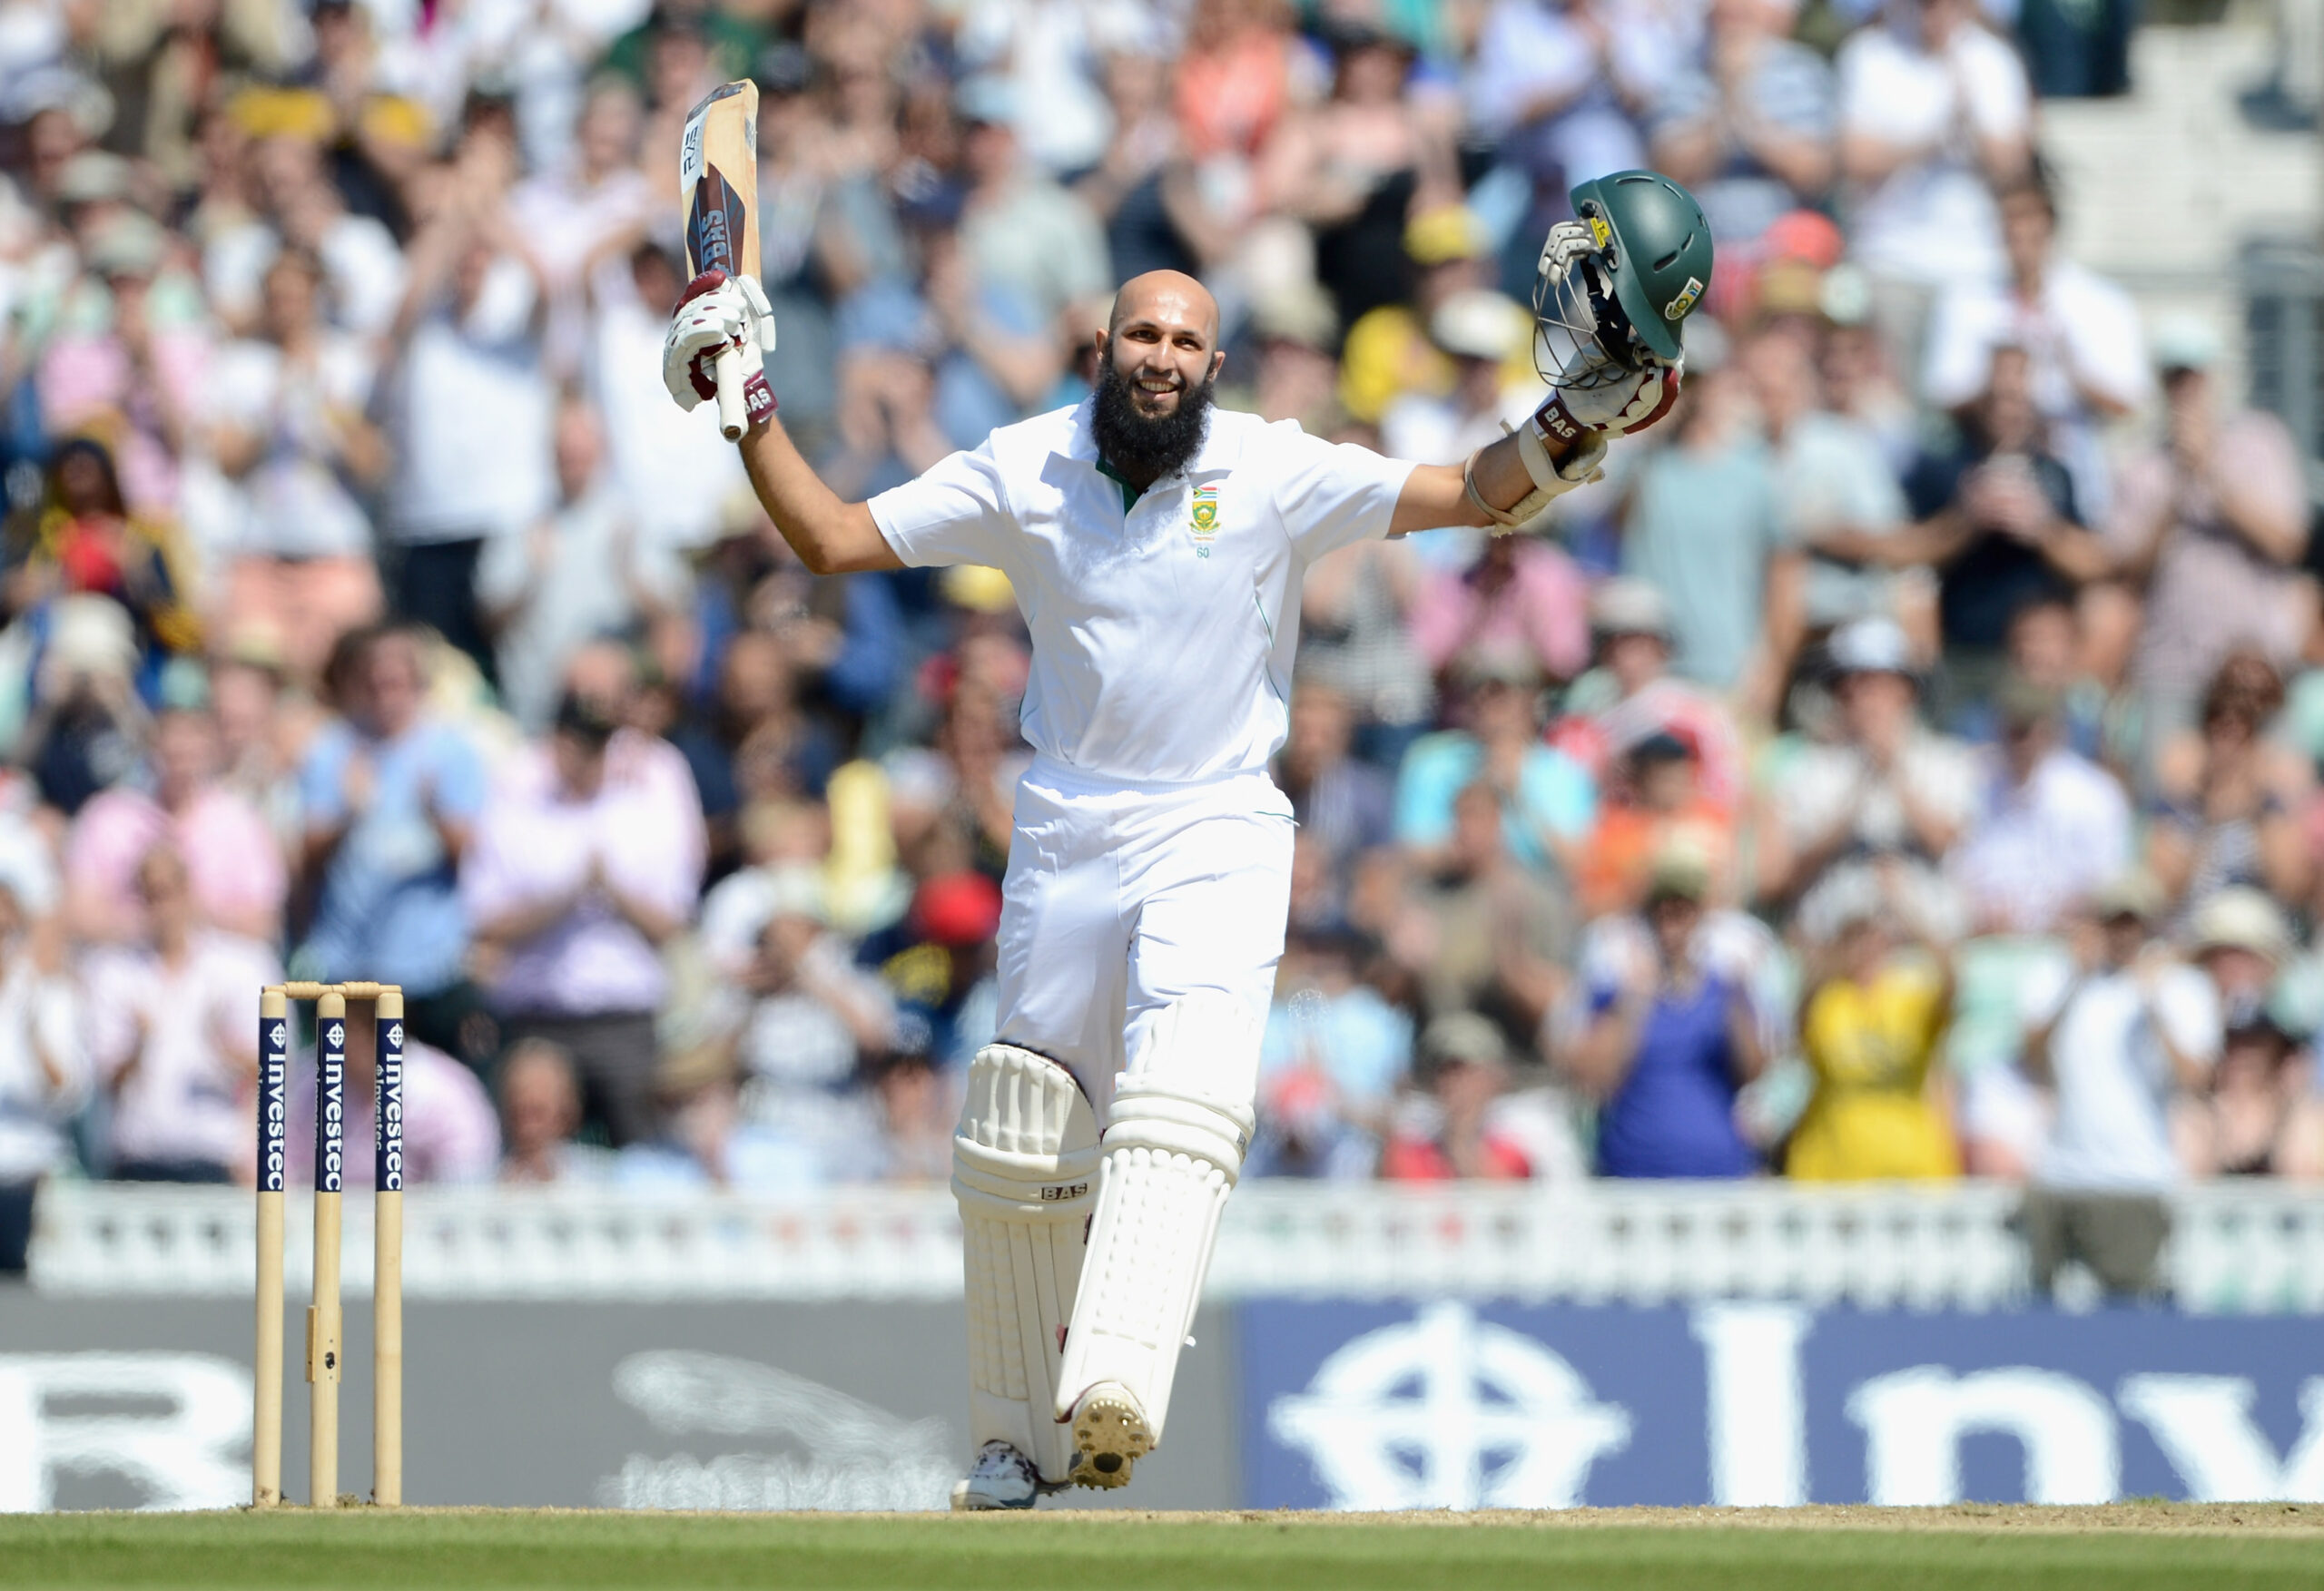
1088;273;1226;486
1097;272;1225;420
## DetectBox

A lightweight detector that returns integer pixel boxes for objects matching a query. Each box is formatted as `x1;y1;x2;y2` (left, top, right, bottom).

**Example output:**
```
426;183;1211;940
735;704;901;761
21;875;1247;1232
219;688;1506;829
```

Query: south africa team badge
1189;485;1219;558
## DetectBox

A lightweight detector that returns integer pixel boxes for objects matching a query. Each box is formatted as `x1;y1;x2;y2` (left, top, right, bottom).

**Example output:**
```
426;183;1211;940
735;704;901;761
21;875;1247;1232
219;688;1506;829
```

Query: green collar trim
1095;457;1142;513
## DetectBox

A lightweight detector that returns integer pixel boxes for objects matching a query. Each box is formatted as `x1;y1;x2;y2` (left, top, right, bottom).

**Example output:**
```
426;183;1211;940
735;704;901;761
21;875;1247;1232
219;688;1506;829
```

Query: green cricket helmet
1534;170;1714;387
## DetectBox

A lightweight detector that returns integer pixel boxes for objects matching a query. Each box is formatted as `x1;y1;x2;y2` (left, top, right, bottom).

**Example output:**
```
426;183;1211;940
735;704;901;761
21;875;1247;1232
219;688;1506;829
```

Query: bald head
1108;270;1219;346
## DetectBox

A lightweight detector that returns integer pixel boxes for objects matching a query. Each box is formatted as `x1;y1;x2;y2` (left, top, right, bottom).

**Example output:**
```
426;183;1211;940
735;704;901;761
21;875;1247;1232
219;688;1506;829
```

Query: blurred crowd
0;0;2306;1302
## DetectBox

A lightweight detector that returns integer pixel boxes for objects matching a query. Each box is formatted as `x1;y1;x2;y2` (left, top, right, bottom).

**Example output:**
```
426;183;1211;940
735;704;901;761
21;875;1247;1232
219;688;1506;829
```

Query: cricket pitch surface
3;1503;2318;1589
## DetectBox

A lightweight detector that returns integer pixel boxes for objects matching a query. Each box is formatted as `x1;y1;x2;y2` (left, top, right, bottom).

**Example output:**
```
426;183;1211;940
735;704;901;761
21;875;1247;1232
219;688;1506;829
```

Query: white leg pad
1054;992;1261;1446
953;1043;1099;1484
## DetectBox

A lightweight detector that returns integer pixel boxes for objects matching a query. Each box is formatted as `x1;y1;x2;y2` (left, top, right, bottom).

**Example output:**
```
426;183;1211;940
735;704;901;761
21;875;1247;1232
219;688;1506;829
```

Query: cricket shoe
1067;1382;1152;1490
950;1441;1058;1511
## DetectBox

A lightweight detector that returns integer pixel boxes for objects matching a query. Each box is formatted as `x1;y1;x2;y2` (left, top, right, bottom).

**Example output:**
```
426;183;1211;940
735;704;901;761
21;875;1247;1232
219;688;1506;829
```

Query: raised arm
664;271;901;575
1391;213;1692;536
735;415;902;575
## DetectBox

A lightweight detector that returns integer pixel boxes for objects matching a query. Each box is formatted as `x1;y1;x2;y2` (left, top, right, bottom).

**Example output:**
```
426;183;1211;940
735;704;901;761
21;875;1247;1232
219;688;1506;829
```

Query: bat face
680;81;759;284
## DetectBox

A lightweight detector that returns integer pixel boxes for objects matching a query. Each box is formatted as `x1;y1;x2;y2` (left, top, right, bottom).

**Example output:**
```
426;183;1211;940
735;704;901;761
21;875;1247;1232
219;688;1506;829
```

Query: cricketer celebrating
662;171;1713;1509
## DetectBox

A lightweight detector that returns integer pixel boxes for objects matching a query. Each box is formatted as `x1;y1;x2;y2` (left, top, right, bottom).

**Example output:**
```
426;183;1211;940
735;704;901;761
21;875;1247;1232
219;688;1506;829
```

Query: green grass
1;1510;2317;1591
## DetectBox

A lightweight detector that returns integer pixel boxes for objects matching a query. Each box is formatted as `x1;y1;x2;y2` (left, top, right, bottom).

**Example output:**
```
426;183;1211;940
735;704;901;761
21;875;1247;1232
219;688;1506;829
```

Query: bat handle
714;346;745;441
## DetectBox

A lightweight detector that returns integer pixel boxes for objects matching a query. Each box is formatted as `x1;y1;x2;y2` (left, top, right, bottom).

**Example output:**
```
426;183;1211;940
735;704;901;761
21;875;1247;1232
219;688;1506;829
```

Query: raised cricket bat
680;80;761;440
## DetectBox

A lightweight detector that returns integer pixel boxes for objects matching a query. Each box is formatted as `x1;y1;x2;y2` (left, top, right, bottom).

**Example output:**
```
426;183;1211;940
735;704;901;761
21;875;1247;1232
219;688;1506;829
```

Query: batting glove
1532;357;1683;451
1537;218;1594;283
662;269;779;424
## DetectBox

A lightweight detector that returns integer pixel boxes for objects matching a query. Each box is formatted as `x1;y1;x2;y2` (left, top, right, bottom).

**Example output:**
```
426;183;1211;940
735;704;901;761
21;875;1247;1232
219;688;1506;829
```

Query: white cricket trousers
993;756;1295;1110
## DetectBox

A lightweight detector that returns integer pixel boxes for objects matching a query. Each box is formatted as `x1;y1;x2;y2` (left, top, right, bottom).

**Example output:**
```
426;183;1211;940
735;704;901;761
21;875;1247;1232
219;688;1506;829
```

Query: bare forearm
1390;430;1554;537
735;416;903;575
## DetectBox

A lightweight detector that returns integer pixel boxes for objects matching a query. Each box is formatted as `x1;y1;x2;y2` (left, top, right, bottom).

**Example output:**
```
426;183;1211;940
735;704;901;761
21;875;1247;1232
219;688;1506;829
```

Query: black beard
1090;358;1215;486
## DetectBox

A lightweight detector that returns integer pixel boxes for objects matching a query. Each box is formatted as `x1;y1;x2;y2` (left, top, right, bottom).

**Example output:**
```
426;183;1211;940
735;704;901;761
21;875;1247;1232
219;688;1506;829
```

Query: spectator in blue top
1394;647;1594;878
1567;840;1766;1177
295;620;490;1069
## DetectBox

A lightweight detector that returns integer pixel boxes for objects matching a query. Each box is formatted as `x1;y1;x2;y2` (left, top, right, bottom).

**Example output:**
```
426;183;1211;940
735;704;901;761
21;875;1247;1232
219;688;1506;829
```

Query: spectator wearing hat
1948;675;2131;935
1381;1011;1535;1181
1923;177;2149;523
298;622;491;1065
218;125;409;339
1552;578;1748;814
462;688;705;1145
1762;616;1975;942
206;245;389;683
1649;0;1837;245
0;840;84;1272
1394;648;1595;878
2104;319;2312;741
1787;882;1962;1182
2017;869;2218;1299
2145;650;2311;927
1566;840;1768;1179
1619;337;1803;718
2172;888;2322;1180
1234;281;1344;429
64;696;285;945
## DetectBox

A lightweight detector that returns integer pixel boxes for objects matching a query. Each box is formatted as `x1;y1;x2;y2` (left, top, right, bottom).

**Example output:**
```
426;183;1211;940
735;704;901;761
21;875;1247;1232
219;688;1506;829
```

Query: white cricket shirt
871;401;1414;784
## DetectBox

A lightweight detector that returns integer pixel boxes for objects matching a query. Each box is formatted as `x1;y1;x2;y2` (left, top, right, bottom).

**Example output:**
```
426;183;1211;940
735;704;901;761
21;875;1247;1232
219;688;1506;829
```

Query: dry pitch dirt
373;1502;2324;1535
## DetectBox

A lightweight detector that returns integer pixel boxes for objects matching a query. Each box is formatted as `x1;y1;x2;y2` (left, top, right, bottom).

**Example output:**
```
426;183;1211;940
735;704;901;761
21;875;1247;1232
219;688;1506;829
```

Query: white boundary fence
25;1179;2324;1312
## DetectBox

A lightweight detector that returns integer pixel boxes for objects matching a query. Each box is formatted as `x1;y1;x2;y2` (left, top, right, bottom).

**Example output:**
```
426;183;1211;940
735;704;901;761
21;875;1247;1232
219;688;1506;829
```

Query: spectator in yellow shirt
1787;888;1962;1181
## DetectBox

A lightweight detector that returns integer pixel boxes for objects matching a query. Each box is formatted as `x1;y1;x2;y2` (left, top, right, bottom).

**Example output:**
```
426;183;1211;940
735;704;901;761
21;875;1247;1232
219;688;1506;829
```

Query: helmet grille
1533;248;1647;391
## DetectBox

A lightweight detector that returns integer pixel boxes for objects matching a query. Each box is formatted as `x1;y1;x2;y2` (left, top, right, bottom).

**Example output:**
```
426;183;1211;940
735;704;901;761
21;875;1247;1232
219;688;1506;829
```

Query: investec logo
377;1026;405;1193
319;1022;345;1193
261;1021;289;1193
